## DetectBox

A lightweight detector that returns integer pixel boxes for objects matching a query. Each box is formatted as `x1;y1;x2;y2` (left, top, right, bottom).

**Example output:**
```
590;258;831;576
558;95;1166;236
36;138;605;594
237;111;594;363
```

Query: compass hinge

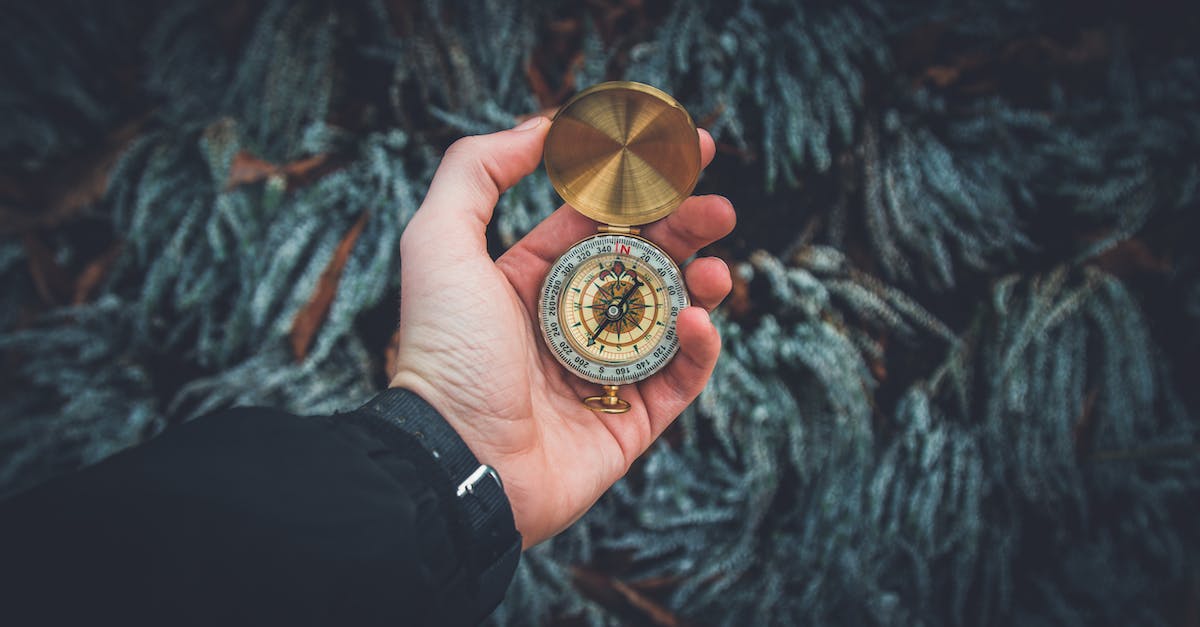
597;225;641;235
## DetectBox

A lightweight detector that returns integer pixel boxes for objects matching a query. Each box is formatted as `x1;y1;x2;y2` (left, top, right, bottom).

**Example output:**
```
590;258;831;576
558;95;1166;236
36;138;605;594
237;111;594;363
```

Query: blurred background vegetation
1;0;1198;624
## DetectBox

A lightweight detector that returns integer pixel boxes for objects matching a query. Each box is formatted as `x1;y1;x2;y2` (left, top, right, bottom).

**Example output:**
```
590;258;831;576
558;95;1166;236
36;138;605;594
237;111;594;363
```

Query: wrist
390;364;546;549
388;365;524;475
387;368;493;466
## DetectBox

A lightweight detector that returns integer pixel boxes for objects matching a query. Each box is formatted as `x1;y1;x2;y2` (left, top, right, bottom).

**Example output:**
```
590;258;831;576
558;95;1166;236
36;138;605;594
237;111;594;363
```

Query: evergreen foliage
623;0;888;188
2;1;1197;624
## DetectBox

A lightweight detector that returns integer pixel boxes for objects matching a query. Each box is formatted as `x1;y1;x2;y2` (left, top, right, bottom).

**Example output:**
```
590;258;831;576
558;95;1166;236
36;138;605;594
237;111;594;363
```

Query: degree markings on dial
542;234;686;384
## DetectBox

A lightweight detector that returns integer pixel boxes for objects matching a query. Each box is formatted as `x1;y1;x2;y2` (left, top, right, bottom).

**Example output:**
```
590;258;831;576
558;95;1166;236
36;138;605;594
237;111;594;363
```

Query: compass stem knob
601;385;622;406
582;385;632;414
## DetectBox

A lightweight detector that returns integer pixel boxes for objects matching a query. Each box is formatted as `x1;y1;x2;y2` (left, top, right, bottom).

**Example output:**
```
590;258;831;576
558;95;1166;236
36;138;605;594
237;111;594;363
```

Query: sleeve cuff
342;388;521;625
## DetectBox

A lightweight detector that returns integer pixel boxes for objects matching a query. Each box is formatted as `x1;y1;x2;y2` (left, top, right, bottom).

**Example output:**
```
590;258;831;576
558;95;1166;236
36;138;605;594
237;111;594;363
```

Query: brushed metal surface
544;81;700;227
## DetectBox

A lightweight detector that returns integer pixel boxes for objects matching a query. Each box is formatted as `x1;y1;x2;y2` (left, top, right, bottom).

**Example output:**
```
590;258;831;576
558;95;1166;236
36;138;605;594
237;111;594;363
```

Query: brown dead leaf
918;52;988;89
922;65;962;88
526;50;584;109
384;326;403;381
290;211;370;361
1072;387;1100;457
225;151;332;192
724;265;753;320
915;28;1110;94
557;52;584;101
1;116;146;235
587;1;649;44
525;58;557;109
1090;237;1172;278
545;16;579;35
1003;29;1109;68
72;243;124;305
697;102;726;130
225;151;281;190
868;332;889;382
628;575;685;591
893;17;956;72
714;141;754;161
609;577;681;627
572;566;686;627
280;153;331;186
22;233;73;306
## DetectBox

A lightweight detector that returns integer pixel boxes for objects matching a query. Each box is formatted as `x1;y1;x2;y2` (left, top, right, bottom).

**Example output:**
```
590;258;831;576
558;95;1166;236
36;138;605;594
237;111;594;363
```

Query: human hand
390;117;735;548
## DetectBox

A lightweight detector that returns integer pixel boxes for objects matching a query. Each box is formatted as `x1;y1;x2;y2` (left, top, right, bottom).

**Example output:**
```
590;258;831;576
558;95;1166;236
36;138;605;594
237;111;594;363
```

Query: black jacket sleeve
0;390;521;626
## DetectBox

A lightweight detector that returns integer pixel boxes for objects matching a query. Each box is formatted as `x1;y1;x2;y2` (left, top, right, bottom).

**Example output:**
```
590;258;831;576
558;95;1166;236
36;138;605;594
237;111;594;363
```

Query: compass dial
539;233;688;385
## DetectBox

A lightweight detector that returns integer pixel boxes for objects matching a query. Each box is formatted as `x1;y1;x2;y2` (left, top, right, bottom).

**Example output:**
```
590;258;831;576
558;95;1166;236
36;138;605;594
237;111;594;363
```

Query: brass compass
538;81;701;413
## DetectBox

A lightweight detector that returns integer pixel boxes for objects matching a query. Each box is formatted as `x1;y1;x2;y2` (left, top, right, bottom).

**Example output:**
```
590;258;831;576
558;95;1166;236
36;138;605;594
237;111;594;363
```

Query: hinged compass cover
543;81;701;227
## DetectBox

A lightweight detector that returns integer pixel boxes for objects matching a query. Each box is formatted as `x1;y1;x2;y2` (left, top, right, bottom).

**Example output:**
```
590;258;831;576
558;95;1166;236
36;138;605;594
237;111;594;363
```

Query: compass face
539;233;688;385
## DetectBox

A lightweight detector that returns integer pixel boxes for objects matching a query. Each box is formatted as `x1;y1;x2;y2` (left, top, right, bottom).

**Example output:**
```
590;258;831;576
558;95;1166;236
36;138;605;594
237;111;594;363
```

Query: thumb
406;117;550;253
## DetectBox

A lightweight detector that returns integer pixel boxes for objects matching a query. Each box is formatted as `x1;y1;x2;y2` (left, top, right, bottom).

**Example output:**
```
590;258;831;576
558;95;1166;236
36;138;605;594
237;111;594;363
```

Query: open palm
390;117;735;547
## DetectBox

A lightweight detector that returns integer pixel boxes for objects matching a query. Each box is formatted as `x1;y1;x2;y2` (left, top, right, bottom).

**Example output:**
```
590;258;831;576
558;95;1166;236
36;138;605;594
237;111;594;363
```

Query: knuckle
443;135;482;161
399;215;425;257
399;230;413;258
442;136;501;202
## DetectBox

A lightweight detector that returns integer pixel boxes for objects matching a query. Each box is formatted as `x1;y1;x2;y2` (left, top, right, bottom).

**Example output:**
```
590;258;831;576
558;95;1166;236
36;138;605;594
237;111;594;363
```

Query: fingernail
511;117;544;132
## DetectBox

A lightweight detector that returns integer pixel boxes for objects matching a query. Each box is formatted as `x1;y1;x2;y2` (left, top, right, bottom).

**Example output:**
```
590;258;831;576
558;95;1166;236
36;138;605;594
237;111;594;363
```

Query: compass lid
543;81;700;227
